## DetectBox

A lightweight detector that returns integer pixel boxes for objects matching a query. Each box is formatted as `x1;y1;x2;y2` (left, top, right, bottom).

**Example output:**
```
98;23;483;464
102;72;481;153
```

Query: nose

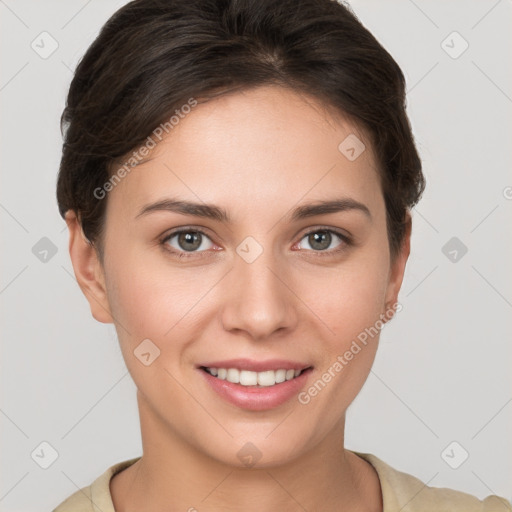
220;245;298;340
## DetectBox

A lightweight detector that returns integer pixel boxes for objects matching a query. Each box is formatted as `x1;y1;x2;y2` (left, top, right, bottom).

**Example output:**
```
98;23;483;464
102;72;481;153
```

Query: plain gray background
1;1;511;510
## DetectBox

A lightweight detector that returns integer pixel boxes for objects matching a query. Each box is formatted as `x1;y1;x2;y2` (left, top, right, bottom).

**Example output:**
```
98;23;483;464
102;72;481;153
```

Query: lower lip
198;368;313;411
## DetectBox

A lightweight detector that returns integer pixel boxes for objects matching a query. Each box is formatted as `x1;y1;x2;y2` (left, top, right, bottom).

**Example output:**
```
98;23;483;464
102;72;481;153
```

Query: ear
65;210;114;324
383;212;411;319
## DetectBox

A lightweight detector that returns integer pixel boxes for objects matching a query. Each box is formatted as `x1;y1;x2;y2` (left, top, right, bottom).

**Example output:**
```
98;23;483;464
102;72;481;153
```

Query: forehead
106;85;382;220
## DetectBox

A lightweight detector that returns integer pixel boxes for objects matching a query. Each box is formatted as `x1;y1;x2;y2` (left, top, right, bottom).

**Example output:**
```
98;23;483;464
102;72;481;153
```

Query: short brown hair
56;0;425;263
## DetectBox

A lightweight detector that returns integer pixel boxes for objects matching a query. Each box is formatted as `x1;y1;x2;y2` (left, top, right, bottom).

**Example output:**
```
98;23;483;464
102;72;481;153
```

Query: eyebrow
135;197;371;223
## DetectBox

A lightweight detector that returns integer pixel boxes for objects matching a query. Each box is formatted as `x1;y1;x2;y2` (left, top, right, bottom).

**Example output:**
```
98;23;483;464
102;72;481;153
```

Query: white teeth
275;369;286;383
256;370;275;387
226;368;240;383
240;370;258;386
205;367;306;387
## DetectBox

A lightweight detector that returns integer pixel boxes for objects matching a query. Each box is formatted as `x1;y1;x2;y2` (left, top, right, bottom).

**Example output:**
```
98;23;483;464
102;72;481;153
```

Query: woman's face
70;85;409;468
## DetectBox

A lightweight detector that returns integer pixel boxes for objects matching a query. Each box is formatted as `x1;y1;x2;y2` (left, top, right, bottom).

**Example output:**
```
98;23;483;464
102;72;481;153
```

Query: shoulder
52;457;141;512
352;450;512;512
52;486;93;512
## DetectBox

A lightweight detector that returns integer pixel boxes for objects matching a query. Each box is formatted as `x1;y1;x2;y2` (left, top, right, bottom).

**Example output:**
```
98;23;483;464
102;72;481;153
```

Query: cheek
105;246;196;335
298;252;388;395
302;255;389;342
104;247;226;386
104;260;199;405
103;251;187;369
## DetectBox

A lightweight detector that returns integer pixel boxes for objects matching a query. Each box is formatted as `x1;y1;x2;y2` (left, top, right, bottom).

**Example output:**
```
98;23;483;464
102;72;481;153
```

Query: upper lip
198;358;313;372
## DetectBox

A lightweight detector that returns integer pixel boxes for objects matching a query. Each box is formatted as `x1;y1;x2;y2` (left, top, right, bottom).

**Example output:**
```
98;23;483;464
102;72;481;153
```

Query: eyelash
160;226;352;260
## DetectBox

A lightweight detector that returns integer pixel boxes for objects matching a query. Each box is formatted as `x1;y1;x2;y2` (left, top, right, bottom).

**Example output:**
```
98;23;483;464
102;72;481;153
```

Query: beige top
52;451;511;511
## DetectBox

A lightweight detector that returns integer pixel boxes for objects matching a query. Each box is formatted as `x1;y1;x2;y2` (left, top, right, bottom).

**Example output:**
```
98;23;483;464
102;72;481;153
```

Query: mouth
199;366;313;388
196;358;314;410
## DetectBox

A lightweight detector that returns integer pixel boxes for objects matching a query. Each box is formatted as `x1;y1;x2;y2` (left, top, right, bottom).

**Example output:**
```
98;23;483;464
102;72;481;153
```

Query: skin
66;84;411;512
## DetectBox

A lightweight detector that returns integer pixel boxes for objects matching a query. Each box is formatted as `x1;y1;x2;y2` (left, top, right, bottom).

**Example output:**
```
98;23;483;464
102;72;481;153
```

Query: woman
52;0;511;510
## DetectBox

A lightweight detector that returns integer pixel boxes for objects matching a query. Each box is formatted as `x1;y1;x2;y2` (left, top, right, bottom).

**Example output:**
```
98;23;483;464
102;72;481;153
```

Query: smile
201;366;310;387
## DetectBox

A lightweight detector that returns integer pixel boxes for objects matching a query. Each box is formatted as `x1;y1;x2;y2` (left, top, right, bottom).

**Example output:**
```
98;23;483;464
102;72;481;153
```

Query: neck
110;392;382;512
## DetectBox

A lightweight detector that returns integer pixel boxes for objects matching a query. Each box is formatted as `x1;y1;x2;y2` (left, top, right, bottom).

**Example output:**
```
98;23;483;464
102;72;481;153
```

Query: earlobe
383;213;412;319
65;210;114;324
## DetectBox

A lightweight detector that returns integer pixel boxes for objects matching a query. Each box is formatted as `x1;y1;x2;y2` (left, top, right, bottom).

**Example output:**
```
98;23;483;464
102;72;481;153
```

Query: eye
295;228;351;255
160;226;352;260
161;228;214;258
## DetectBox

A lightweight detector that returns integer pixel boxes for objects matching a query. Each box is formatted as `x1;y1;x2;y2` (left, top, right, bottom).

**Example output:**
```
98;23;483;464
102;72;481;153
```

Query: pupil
310;231;331;251
178;232;201;251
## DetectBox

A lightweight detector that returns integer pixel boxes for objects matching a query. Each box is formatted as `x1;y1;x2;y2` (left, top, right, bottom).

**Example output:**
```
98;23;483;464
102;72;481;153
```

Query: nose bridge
220;236;297;338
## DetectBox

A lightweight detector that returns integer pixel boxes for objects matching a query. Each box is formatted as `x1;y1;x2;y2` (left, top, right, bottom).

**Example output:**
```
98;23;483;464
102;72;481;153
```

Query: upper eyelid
300;225;349;238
